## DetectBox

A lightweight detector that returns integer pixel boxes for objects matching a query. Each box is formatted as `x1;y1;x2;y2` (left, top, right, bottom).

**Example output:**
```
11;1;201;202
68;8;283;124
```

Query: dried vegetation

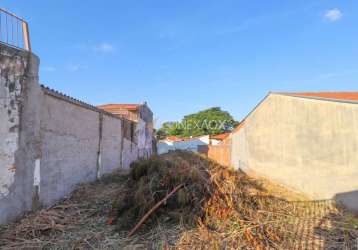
1;151;357;249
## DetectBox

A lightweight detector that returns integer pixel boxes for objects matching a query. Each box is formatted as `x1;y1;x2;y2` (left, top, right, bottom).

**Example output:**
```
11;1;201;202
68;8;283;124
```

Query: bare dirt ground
1;162;357;250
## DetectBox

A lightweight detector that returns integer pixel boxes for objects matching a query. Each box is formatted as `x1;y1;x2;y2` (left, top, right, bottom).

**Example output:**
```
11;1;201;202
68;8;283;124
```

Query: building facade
230;92;358;212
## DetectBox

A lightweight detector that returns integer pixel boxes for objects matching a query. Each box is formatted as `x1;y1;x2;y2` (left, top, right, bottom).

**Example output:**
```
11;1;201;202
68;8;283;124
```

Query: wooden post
22;21;31;51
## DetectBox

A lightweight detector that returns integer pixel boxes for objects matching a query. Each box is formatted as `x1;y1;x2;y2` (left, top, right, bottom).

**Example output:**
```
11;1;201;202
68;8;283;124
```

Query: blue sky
3;1;358;127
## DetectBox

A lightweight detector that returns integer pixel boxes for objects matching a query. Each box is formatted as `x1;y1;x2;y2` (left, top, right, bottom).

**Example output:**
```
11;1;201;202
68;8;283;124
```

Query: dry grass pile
1;151;358;249
0;173;137;250
113;151;302;248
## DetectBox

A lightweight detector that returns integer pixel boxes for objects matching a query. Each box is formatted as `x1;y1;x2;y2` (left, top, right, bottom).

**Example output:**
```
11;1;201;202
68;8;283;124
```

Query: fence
207;144;231;167
198;142;232;167
0;8;31;51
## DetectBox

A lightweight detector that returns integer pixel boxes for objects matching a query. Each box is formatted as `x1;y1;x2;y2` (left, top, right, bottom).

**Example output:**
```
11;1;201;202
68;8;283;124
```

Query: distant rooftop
97;104;141;111
164;135;207;142
210;133;230;140
97;104;144;122
281;92;358;102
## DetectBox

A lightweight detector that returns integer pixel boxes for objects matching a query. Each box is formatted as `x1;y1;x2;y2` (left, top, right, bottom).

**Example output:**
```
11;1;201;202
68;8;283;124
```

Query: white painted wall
210;139;222;145
158;135;210;154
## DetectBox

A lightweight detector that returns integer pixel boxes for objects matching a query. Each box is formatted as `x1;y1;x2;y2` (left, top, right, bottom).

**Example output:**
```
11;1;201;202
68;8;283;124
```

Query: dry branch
128;183;184;237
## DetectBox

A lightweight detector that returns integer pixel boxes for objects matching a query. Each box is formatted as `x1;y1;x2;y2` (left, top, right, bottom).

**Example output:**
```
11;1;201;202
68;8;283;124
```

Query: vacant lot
1;151;357;249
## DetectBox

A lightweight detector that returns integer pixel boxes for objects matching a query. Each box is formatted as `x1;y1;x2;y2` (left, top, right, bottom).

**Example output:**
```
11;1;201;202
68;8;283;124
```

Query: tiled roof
166;136;182;142
210;133;230;140
283;92;358;102
165;135;207;142
97;104;141;111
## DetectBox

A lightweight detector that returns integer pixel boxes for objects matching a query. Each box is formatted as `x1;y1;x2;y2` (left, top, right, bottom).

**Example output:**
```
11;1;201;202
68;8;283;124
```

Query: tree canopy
156;107;239;139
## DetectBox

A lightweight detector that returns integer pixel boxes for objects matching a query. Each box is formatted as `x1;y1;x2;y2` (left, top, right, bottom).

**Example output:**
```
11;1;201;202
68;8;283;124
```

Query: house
227;92;358;213
97;103;154;159
158;132;232;155
158;135;210;154
209;132;231;145
97;103;143;122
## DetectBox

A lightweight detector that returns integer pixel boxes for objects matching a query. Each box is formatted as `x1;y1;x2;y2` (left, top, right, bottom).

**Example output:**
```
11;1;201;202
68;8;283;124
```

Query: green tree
155;128;167;140
156;121;183;139
157;107;239;138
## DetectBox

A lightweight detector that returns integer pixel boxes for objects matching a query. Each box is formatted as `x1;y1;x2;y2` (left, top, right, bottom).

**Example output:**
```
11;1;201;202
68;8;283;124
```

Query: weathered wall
100;115;123;175
0;48;22;200
122;138;139;169
231;94;358;211
0;45;42;224
137;104;154;158
39;94;100;206
0;44;154;224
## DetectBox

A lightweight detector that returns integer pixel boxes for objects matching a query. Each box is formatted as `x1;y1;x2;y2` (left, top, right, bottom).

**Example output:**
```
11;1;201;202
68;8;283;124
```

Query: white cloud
93;42;116;53
66;63;88;72
318;69;358;79
41;66;56;72
324;8;342;22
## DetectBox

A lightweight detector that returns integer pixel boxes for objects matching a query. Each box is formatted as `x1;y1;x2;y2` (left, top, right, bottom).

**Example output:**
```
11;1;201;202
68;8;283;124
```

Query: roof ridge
273;92;358;104
98;103;141;106
274;91;358;94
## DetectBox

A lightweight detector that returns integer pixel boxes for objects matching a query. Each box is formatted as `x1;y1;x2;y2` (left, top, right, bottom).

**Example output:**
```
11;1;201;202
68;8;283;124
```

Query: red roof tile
210;133;230;140
165;135;208;142
285;92;358;102
97;104;141;111
166;136;182;142
233;121;245;133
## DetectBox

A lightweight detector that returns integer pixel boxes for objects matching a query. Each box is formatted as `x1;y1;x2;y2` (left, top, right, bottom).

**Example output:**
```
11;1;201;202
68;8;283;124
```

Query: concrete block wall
0;44;153;224
231;93;358;213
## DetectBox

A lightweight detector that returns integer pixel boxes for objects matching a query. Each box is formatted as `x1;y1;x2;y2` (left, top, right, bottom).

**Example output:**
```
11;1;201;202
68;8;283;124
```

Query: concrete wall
231;93;358;212
39;94;100;206
0;44;153;224
0;45;42;224
100;115;123;175
137;104;154;158
122;138;140;169
207;139;231;167
0;47;23;200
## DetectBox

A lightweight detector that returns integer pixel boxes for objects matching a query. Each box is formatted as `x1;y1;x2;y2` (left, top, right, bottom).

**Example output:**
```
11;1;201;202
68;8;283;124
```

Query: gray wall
0;45;42;224
0;47;23;200
100;115;123;175
39;94;100;206
0;44;153;224
137;104;154;158
39;92;142;207
231;93;358;212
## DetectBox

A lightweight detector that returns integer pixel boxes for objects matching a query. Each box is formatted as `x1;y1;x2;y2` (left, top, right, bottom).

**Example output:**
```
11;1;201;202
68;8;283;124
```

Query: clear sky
3;1;358;127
